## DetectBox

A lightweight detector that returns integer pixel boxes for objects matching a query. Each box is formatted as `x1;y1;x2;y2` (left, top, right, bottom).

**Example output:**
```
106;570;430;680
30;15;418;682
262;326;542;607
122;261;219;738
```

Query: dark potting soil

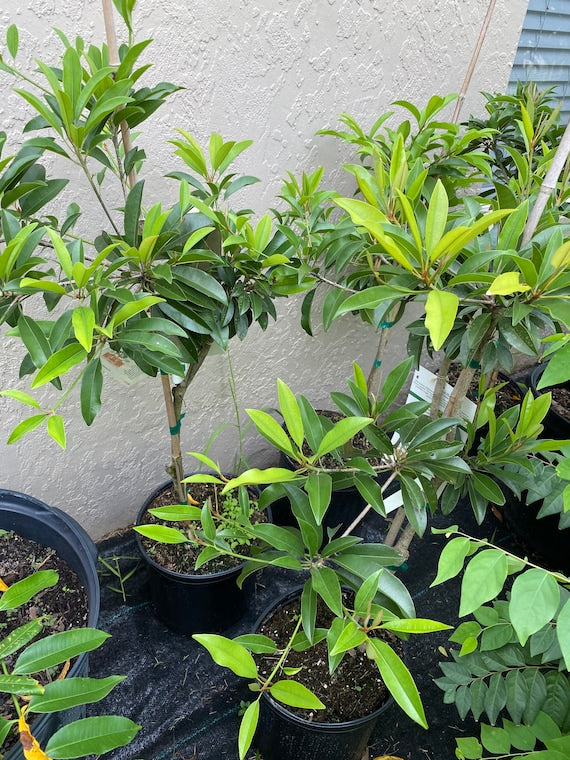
447;363;524;414
0;533;88;749
88;496;522;760
256;592;398;723
139;481;265;575
550;385;570;422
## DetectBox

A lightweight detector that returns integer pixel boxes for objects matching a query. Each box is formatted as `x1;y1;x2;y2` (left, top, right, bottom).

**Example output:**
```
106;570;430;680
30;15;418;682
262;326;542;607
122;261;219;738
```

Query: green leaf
133;524;187;544
306;472;332;525
425;180;449;262
6;414;48;444
232;635;277;654
312;416;372;460
246;409;298;457
14;629;109;675
367;637;427;728
174;266;228;305
72;307;95;352
329;620;367;655
269;680;325;709
192;634;258;678
381;618;452;634
238;699;259;760
31;344;87;389
45;716;140;759
555;597;570;670
0;619;43;659
221;468;300;493
6;24;19;58
0;390;41;409
425;289;459;351
277;379;304;449
0;570;58;611
487;272;530;296
0;674;43;696
310;566;342;617
459;550;508;617
80;359;103;426
455;736;483;759
17;314;52;369
47;414;66;449
109;295;165;330
480;724;511;754
431;537;471;587
28;676;125;713
509;569;560;645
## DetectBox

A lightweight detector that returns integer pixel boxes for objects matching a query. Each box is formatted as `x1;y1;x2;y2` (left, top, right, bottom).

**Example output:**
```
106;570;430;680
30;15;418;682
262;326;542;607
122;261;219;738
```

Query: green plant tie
169;412;186;436
380;320;395;328
469;359;481;370
373;359;382;368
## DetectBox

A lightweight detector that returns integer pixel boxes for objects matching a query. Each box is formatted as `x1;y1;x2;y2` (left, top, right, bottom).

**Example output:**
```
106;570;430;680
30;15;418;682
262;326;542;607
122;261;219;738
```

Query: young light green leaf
0;390;41;409
72;307;96;353
0;570;58;612
133;525;187;544
556;597;570;671
425;289;458;351
311;416;372;460
509;568;560;645
246;409;298;457
31;344;87;389
268;680;325;710
47;414;66;449
487;272;530;296
425;180;449;262
192;634;258;679
431;537;472;587
6;414;48;444
277;379;304;449
238;699;259;760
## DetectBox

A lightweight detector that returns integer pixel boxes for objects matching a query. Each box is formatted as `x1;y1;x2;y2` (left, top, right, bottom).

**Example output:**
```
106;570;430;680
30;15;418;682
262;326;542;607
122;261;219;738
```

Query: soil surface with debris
0;533;88;750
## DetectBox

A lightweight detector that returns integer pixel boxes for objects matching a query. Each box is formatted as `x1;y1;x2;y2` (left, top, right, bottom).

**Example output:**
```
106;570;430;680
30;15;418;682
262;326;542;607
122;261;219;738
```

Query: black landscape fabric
89;499;512;760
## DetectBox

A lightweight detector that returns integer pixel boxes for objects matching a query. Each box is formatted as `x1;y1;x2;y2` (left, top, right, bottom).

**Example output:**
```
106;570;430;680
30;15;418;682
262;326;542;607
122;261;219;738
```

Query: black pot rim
135;477;247;582
255;586;394;730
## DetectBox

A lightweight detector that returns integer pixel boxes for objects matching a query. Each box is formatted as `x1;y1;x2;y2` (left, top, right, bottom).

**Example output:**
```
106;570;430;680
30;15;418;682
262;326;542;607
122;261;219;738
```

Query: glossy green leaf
0;570;58;612
72;307;95;353
174;266;228;305
14;629;109;675
238;699;259;760
269;680;325;709
425;180;448;262
306;472;332;525
277;379;304;449
0;619;43;659
80;358;103;426
312;417;372;460
133;524;187;544
192;634;258;679
310;566;343;617
45;716;140;759
367;637;427;728
29;676;125;713
381;618;452;634
6;414;48;444
221;468;300;493
556;597;570;670
109;295;164;330
47;414;66;449
0;674;43;696
246;409;298;457
31;344;87;389
0;390;41;409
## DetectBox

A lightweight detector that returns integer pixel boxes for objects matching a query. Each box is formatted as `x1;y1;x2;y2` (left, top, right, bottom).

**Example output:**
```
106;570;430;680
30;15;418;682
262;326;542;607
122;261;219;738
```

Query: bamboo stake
101;0;137;190
522;118;570;245
451;0;497;124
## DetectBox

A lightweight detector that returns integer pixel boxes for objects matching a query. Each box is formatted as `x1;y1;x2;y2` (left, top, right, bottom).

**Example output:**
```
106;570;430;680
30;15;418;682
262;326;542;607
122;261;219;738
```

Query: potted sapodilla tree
0;6;305;632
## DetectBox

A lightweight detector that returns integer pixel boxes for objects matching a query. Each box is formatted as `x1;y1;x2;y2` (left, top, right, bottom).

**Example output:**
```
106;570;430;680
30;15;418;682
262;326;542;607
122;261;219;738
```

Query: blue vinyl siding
509;0;570;120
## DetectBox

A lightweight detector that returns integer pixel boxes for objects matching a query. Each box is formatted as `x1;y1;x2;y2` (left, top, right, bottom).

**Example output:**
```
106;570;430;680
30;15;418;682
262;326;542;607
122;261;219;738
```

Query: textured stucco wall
0;0;527;537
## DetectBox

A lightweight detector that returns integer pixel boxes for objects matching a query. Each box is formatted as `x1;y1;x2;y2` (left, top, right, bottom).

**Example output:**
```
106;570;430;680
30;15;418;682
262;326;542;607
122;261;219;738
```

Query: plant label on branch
101;350;147;386
408;367;476;426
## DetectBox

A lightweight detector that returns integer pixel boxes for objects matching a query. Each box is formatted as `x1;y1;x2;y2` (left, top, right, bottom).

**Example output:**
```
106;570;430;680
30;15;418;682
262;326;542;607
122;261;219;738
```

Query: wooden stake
451;0;497;124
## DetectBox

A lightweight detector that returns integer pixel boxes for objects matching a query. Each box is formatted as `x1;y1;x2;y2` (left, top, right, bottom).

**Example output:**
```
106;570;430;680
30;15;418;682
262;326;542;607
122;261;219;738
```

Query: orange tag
0;577;9;591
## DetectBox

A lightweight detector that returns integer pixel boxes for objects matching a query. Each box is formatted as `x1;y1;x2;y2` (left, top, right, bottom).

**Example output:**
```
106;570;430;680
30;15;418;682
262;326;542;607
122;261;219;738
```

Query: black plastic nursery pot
135;479;249;636
530;363;570;440
253;588;394;760
0;489;100;760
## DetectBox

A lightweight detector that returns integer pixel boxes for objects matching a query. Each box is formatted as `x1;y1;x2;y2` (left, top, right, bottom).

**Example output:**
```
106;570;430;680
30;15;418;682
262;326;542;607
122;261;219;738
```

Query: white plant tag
101;349;147;386
407;365;477;421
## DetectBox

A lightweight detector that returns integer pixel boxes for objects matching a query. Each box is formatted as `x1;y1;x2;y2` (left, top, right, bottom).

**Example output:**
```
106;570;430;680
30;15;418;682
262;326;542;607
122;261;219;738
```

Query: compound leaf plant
0;3;303;501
